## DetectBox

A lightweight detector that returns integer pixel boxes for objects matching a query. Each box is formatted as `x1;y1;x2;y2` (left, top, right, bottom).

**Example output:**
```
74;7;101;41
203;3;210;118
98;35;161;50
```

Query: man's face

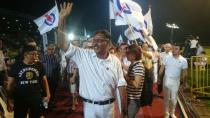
25;51;38;63
142;43;148;51
172;46;181;55
119;45;128;56
164;44;171;53
28;42;37;47
47;46;55;55
92;33;109;54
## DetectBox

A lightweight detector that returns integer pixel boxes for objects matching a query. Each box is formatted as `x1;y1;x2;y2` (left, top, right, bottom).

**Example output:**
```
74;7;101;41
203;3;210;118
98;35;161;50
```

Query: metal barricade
190;56;210;96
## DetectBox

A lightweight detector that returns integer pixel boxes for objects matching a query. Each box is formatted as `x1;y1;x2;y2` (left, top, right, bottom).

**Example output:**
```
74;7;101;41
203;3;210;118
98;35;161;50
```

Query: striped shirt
40;54;60;78
127;60;145;99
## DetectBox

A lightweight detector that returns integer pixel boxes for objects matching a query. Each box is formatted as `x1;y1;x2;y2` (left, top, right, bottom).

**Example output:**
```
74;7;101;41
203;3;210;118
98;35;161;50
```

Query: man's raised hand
60;2;73;19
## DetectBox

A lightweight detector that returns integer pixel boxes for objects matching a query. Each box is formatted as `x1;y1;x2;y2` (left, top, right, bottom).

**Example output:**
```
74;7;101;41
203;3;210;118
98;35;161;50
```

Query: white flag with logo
34;4;59;35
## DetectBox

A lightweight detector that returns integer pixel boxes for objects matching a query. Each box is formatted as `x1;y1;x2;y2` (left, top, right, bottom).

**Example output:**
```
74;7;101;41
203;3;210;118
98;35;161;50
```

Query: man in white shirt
158;43;172;94
189;38;198;57
58;2;127;118
158;44;188;118
159;43;172;64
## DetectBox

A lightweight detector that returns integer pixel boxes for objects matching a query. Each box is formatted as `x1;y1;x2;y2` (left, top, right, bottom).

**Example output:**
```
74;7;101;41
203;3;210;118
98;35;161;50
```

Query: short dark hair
93;30;112;40
119;42;127;47
127;44;142;60
22;45;37;54
172;43;182;50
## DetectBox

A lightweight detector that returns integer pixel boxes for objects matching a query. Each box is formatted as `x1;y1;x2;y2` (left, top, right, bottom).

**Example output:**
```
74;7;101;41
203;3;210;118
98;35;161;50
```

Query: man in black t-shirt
7;45;50;118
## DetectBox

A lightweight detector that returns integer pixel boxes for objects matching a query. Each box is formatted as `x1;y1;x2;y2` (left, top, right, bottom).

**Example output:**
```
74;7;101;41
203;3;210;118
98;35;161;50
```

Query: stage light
166;23;179;43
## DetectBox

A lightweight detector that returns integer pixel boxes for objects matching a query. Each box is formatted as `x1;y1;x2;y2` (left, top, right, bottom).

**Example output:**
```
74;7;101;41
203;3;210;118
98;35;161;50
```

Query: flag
111;0;127;25
124;26;145;41
117;35;124;44
127;38;131;45
34;4;59;35
113;0;144;27
144;8;153;35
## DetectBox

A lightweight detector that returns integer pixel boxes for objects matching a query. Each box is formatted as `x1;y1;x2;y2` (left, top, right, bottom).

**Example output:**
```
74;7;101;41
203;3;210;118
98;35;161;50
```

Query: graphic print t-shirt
10;61;45;98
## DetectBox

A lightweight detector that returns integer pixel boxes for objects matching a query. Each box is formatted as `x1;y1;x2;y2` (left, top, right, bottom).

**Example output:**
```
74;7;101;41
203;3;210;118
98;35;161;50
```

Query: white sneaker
171;114;177;118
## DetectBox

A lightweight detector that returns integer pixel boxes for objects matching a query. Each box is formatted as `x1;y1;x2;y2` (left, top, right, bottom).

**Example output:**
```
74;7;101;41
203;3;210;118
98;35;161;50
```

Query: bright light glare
87;35;90;38
166;23;179;29
68;33;75;40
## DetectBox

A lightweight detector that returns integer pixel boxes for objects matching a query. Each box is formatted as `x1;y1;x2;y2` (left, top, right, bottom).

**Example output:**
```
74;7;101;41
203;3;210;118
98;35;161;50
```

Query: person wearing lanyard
58;2;127;118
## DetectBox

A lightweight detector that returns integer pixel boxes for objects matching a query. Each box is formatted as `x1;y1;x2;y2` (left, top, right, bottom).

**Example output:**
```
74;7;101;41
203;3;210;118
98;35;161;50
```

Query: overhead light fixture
68;33;75;40
16;19;19;22
2;17;6;20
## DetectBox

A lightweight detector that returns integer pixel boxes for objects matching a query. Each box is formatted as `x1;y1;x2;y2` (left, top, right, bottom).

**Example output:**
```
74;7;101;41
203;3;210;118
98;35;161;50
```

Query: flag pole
109;19;112;35
109;0;114;35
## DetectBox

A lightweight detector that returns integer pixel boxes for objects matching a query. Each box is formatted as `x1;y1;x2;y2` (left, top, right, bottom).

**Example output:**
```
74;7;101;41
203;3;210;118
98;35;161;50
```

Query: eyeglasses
92;38;108;43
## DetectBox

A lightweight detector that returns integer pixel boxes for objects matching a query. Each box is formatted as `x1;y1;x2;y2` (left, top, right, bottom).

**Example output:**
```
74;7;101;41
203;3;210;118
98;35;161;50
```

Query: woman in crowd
125;44;145;118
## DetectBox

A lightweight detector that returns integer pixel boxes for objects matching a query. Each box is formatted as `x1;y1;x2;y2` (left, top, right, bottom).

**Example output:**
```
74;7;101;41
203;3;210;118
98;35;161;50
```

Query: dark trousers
140;68;153;106
14;97;41;118
0;71;6;86
48;77;58;102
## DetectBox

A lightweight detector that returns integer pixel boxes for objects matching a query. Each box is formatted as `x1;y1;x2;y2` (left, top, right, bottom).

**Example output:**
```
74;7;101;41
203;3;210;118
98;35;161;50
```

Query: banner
34;4;59;35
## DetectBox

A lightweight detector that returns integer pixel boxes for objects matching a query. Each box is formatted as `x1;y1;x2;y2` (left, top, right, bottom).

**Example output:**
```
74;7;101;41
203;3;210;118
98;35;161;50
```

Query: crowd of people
2;1;209;118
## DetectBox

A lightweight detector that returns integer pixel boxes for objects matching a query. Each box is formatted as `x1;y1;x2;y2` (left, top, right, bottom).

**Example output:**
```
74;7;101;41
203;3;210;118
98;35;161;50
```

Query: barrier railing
190;56;210;97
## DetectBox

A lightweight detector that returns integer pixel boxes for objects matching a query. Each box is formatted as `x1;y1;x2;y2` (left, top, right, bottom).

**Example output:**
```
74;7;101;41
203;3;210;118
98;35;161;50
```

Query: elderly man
58;2;127;118
158;44;188;118
40;44;60;109
158;43;172;94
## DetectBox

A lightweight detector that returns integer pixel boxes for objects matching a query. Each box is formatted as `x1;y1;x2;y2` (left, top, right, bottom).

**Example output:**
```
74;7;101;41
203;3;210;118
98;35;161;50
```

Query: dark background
0;0;210;45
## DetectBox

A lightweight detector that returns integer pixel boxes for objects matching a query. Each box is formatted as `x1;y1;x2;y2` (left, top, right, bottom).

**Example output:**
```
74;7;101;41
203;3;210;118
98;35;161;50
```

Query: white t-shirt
190;39;198;48
160;51;172;65
122;57;131;74
65;44;127;101
163;55;188;79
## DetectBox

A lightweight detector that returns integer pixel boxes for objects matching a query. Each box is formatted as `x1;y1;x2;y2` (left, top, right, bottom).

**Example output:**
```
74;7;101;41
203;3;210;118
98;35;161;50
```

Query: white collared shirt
160;51;172;65
65;44;127;101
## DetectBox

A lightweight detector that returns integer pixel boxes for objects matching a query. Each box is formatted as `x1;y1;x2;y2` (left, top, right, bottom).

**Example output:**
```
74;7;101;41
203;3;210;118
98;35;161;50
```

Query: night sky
1;0;210;45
